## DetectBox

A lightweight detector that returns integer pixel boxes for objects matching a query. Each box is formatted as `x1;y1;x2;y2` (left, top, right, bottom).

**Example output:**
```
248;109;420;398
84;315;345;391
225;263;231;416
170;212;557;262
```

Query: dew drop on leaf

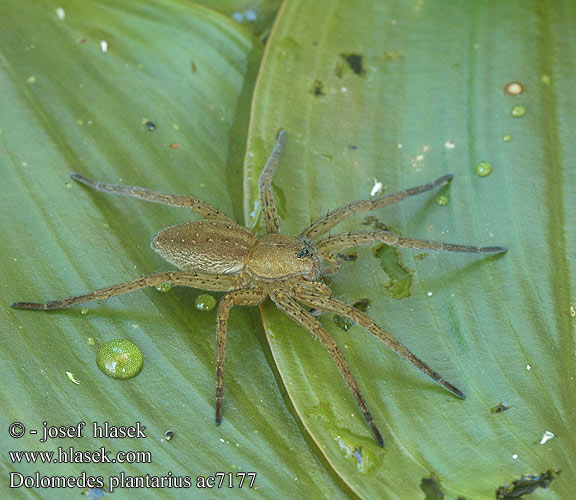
436;194;450;206
333;314;355;331
155;282;172;293
97;339;143;379
510;105;526;117
195;293;216;311
476;161;493;177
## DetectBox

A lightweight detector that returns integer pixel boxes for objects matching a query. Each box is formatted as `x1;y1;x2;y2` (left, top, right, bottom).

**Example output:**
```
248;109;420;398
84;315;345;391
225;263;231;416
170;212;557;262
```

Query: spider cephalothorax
12;130;506;446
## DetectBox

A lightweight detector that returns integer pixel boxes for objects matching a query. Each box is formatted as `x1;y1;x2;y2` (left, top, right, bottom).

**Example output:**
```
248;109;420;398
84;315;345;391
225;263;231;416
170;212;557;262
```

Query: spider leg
273;291;384;447
258;129;286;234
316;230;507;254
294;285;465;398
71;173;234;222
300;175;452;240
11;271;236;310
215;289;266;425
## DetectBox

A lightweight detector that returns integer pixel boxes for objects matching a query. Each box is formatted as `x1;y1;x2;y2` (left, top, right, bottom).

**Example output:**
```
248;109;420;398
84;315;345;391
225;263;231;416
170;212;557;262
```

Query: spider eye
297;248;313;259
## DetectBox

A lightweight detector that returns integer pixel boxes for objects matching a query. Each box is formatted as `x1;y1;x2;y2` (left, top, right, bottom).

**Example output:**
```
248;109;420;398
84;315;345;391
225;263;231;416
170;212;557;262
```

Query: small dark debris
491;401;512;414
496;469;559;499
414;252;430;261
310;79;325;96
169;143;180;149
145;121;156;131
164;430;175;441
340;53;365;76
353;298;371;312
191;60;197;73
420;473;445;500
348;144;358;150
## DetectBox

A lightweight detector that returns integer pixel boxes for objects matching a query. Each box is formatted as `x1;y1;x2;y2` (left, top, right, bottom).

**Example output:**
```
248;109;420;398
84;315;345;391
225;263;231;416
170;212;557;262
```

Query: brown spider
12;130;506;446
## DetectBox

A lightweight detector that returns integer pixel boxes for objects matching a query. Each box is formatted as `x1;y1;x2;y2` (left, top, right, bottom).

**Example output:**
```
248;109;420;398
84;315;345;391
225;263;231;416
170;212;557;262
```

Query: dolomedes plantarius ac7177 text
12;130;506;446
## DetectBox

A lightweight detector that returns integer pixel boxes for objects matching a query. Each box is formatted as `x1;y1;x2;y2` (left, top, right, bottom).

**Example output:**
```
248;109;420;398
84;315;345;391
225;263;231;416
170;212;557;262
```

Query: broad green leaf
0;1;346;499
245;0;574;498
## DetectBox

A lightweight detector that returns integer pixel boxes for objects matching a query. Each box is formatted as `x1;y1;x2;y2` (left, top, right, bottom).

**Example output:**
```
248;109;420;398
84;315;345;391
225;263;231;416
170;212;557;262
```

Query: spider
12;130;506;446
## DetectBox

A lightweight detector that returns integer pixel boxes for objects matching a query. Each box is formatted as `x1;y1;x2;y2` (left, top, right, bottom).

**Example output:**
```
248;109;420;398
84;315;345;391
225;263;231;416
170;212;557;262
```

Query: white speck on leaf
538;430;556;444
370;179;383;197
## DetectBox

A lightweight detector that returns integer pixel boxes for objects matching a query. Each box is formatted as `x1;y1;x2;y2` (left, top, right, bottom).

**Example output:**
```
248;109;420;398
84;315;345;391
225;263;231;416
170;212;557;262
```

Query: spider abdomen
151;220;255;274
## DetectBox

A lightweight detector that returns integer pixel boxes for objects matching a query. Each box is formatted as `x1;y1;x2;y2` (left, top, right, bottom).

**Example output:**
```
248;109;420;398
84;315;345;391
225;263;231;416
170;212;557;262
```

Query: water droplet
510;105;525;117
26;76;36;84
333;315;355;331
505;82;524;95
195;294;216;311
80;307;90;315
502;134;512;142
435;195;450;206
164;430;175;441
155;282;172;293
97;339;143;379
476;161;493;177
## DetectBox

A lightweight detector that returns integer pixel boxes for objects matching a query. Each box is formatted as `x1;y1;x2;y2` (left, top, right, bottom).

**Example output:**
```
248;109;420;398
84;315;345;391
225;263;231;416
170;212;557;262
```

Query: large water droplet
97;339;143;379
476;161;493;177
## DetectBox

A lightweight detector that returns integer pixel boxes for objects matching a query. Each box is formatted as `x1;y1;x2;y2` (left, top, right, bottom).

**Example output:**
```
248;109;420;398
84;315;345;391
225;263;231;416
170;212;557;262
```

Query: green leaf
0;1;346;498
3;0;574;499
245;0;573;498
